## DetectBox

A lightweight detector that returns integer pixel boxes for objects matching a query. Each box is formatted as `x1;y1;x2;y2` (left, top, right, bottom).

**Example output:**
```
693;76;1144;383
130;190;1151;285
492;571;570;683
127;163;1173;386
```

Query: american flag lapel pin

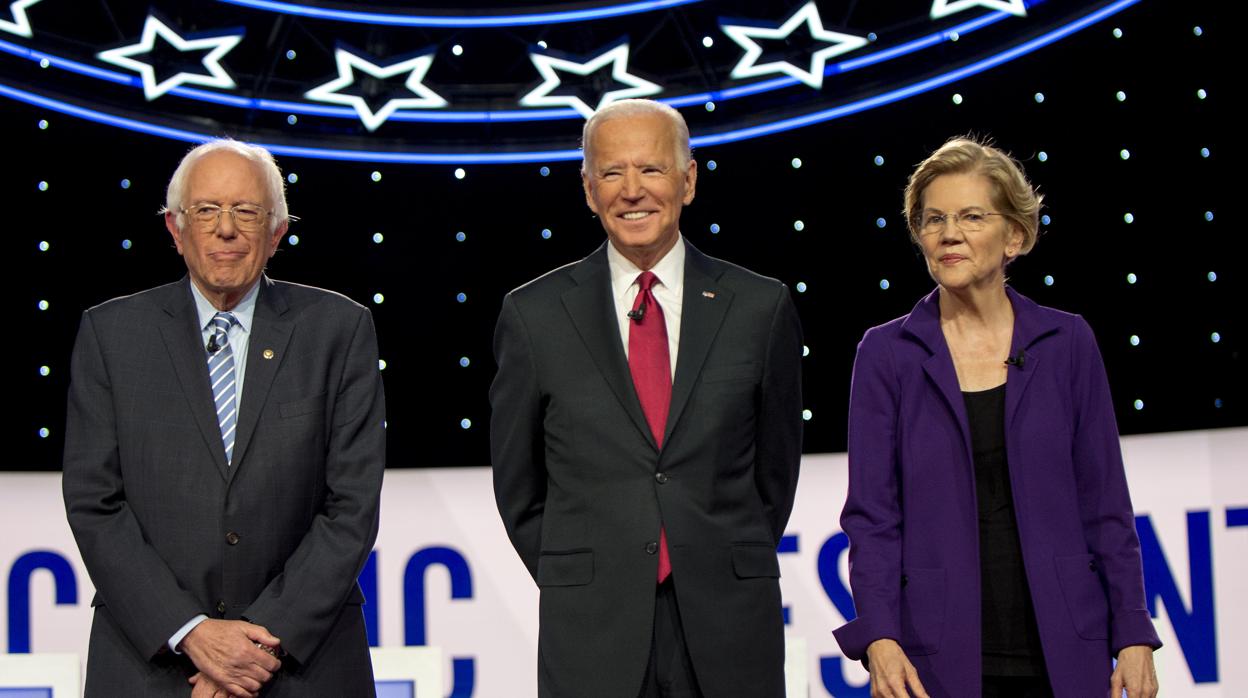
702;291;716;299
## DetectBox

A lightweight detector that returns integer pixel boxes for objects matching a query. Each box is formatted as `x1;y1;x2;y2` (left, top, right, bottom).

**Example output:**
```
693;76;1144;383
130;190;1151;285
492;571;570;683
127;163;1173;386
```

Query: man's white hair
581;99;692;173
162;139;289;233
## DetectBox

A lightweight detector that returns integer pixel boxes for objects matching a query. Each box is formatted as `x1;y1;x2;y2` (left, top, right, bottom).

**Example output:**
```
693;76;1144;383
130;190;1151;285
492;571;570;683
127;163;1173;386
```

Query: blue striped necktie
207;312;239;465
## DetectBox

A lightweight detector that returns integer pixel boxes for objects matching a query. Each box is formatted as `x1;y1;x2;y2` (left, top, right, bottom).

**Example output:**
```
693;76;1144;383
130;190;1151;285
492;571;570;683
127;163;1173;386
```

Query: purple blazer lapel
1004;287;1061;437
902;287;1065;456
902;289;974;463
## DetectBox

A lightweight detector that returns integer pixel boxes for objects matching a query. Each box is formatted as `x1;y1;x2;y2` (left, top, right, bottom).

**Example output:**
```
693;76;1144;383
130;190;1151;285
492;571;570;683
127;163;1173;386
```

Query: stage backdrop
3;428;1245;697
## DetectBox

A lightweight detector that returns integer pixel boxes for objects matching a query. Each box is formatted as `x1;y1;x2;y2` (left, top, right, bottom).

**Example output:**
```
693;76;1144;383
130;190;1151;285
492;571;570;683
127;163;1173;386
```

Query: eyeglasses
915;210;1006;235
182;203;270;231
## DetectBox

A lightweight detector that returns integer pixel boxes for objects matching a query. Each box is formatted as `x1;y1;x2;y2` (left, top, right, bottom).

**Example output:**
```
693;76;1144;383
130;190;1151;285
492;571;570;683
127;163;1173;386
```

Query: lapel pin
262;349;275;360
702;291;716;299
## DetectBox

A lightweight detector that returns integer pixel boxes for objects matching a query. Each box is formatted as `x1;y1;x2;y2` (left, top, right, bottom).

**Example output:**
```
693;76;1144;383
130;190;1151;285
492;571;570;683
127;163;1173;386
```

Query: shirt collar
607;234;686;300
190;279;260;333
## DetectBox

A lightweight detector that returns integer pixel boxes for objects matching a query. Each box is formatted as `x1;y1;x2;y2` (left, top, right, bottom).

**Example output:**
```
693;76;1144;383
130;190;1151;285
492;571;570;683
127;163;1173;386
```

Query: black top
963;384;1047;677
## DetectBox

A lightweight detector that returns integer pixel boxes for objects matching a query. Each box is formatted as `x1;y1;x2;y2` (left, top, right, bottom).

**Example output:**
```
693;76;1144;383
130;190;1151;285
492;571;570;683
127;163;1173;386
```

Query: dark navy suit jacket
833;287;1160;698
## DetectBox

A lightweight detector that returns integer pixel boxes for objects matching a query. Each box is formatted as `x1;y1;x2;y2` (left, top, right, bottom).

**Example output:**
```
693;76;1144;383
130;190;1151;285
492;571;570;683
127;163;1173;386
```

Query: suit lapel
561;245;656;449
228;276;293;484
1003;287;1059;436
158;279;230;480
903;289;974;460
904;287;1063;463
665;243;732;446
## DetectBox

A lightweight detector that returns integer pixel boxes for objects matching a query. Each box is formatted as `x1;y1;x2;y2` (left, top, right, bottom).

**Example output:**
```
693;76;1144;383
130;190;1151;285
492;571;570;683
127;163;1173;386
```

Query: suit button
901;575;909;587
1089;560;1097;571
225;532;241;545
645;541;659;554
655;472;669;484
216;601;226;615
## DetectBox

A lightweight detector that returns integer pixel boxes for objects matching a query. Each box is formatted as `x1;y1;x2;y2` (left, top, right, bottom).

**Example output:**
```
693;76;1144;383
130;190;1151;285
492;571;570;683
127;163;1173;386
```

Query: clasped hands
179;619;282;698
864;638;1158;698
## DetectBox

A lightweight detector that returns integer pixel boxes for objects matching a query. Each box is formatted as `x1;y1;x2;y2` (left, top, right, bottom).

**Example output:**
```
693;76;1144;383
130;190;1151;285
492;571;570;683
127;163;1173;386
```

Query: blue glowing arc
0;3;1026;121
693;0;1138;146
215;0;702;27
0;0;1140;164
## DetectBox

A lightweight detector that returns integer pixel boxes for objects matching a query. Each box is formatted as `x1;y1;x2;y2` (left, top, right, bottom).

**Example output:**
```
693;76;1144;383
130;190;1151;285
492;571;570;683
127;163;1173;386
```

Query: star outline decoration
930;0;1027;20
520;43;662;120
96;14;243;100
720;1;870;90
304;47;447;132
0;0;43;38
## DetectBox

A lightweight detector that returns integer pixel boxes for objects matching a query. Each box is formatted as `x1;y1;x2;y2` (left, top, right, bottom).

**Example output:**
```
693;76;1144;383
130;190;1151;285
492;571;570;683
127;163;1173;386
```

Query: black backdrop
11;0;1241;470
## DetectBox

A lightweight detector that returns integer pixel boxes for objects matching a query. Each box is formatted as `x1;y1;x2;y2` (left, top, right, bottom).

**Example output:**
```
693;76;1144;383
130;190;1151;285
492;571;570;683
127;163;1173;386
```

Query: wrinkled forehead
585;114;680;167
186;151;269;202
920;170;998;210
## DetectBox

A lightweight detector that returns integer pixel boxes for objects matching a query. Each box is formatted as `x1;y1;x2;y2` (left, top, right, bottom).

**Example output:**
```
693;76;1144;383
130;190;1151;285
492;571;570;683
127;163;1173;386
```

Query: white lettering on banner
2;429;1246;696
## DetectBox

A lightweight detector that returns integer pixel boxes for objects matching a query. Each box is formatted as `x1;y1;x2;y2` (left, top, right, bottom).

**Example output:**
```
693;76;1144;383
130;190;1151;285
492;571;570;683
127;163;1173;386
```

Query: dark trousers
982;674;1054;698
637;579;703;698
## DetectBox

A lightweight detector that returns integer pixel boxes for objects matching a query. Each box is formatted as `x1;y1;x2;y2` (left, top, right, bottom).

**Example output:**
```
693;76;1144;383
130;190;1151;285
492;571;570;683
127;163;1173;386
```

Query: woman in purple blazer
832;138;1161;697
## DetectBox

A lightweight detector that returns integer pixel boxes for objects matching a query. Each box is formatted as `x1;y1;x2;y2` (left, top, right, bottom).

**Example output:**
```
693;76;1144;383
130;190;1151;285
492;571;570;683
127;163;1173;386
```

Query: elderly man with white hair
63;139;385;697
491;99;804;698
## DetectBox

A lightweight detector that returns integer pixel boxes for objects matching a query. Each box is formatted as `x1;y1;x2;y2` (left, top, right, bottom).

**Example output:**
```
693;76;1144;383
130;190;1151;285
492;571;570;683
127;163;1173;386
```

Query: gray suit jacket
63;275;385;696
490;242;803;697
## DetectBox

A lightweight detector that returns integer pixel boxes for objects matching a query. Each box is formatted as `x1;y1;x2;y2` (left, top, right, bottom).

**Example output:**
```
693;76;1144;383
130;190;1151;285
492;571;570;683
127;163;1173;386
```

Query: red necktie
628;271;673;583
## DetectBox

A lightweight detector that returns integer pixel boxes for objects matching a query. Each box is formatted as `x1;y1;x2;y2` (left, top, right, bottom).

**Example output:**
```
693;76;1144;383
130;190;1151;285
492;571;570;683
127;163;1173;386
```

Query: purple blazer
832;287;1160;697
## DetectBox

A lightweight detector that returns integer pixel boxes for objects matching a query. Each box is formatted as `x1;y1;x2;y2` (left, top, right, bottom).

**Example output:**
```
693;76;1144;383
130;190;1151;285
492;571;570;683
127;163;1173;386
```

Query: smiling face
582;113;696;270
918;171;1023;292
165;150;285;310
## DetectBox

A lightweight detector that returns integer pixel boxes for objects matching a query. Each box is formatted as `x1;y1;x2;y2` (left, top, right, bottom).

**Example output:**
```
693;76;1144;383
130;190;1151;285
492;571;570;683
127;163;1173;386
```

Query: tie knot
635;271;660;293
210;312;237;334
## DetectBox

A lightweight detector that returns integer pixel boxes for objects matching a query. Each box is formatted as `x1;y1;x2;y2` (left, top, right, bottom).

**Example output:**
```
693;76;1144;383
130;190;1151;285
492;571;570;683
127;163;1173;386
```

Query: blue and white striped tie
207;312;239;465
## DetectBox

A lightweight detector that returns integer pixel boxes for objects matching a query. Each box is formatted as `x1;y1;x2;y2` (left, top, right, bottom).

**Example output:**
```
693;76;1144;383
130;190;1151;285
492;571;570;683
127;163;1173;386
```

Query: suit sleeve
489;294;547;581
832;327;903;660
243;307;386;664
754;284;804;544
62;310;206;659
1068;317;1161;653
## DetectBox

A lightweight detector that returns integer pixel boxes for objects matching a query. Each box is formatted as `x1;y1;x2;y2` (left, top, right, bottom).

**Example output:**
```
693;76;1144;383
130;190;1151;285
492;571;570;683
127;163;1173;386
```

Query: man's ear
268;219;287;257
582;171;599;215
682;159;698;205
165;211;185;255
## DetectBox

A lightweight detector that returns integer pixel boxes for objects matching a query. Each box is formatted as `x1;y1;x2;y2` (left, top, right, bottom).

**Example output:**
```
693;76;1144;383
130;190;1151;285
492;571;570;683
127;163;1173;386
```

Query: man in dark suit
62;139;385;697
490;99;803;697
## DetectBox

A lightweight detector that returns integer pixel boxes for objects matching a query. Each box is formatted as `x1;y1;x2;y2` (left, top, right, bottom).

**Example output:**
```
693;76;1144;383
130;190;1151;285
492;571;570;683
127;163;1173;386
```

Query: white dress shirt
607;235;685;379
190;279;259;405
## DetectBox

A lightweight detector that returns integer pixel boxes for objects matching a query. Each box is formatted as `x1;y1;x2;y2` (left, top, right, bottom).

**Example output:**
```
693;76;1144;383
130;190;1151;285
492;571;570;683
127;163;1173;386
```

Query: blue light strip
664;8;1018;107
0;0;1140;164
0;81;585;162
0;37;138;85
0;36;574;120
0;2;1029;121
215;0;702;27
835;12;1006;73
691;0;1139;147
0;81;220;142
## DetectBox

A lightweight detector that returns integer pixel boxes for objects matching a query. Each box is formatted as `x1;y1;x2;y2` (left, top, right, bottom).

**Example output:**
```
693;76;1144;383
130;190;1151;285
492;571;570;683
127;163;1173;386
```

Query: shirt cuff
168;614;209;654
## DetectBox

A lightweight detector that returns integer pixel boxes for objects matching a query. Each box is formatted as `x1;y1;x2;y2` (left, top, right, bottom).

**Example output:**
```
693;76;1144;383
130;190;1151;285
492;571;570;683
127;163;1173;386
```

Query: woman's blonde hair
904;136;1042;257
